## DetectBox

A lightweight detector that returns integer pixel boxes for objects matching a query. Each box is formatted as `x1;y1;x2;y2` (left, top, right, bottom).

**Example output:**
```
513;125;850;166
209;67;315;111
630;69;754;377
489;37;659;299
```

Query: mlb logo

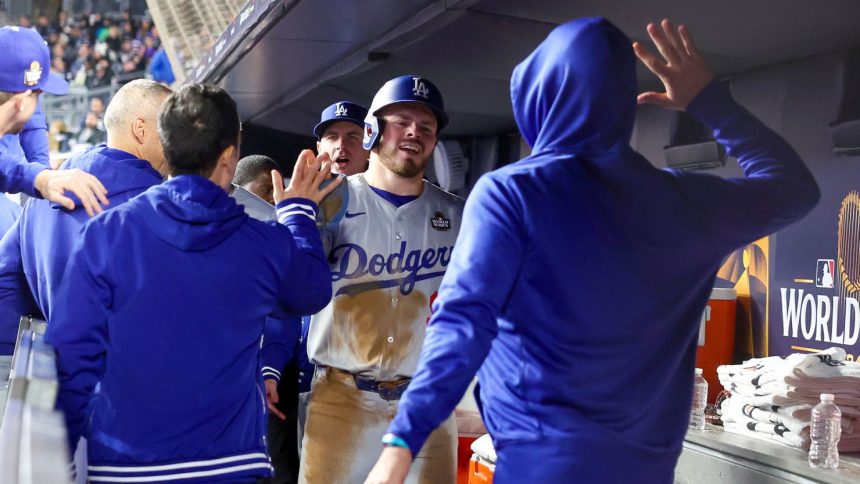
816;259;835;288
24;60;42;86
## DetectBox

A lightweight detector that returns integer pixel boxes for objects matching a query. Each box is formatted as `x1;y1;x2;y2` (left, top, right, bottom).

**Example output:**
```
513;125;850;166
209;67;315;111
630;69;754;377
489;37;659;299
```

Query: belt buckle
352;375;409;401
377;379;409;401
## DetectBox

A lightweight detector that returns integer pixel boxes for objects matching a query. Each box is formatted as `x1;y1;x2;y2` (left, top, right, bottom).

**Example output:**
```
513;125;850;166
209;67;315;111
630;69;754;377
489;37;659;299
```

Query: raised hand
272;150;342;205
633;19;714;110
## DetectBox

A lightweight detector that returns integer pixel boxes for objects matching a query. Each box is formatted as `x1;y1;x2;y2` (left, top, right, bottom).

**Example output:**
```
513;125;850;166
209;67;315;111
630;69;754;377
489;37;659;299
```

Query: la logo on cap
334;102;348;117
24;60;42;87
412;77;430;99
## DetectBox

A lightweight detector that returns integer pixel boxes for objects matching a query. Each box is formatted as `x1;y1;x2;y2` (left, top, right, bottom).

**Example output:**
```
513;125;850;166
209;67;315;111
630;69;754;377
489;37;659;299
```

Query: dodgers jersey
307;173;464;381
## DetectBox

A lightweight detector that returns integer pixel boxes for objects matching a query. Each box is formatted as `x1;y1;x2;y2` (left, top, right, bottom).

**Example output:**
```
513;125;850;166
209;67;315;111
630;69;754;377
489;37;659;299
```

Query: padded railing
0;316;71;484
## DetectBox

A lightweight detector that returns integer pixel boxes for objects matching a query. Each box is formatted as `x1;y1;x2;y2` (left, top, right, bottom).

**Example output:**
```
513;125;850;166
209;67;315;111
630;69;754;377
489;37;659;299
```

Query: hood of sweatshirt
134;175;248;251
510;17;637;156
50;144;163;209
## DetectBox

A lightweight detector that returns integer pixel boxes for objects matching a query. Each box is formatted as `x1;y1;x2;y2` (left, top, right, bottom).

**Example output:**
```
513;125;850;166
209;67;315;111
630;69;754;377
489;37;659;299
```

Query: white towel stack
716;347;860;451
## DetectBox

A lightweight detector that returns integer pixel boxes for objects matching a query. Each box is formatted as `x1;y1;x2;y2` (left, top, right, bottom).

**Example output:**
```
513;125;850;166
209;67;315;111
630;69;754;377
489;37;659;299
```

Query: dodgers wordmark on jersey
307;173;465;381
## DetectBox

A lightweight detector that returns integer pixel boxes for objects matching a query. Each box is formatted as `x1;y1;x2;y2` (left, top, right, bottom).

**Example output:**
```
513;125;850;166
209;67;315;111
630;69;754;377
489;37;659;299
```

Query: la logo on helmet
334;102;348;117
412;77;430;99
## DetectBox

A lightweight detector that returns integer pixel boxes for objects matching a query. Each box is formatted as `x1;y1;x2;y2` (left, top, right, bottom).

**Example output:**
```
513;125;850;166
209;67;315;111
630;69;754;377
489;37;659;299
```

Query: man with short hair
0;79;172;353
233;154;279;205
298;76;463;484
0;25;108;217
47;84;340;482
314;100;370;176
365;18;820;483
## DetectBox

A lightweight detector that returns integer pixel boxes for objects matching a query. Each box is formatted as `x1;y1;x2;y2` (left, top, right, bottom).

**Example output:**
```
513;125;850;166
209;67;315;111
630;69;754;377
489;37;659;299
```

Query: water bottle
689;368;708;430
809;393;841;469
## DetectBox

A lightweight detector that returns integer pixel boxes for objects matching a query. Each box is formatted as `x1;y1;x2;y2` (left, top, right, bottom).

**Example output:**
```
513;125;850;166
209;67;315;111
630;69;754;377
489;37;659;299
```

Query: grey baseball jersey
307;173;464;381
230;184;276;221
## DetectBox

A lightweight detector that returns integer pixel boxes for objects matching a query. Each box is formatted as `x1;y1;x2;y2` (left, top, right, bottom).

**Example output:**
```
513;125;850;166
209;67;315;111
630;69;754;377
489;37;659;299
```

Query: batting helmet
362;75;448;150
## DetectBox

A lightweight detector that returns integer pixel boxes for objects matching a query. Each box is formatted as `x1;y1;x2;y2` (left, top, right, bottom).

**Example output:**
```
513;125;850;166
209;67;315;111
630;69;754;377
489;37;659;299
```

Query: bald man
0;79;172;353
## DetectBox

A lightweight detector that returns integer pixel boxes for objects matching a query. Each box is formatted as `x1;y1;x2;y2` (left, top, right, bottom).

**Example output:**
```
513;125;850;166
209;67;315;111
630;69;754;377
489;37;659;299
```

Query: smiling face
374;103;438;179
316;121;369;176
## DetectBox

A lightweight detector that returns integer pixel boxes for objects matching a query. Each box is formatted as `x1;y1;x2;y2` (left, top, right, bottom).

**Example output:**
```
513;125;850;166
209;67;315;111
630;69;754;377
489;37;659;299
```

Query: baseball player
0;26;108;216
297;76;464;483
366;18;819;483
315;100;371;176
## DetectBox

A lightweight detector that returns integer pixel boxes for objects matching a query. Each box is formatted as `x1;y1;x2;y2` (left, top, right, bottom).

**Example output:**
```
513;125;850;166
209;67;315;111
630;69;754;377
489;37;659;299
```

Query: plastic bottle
809;393;841;469
689;368;708;430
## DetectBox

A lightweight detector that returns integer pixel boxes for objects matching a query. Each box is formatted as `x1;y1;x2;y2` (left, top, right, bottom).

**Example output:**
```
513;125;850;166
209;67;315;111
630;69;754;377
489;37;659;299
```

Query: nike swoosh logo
345;211;366;218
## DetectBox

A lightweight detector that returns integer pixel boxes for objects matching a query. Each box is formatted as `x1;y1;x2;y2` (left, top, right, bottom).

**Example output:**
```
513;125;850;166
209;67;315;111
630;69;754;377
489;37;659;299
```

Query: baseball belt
351;373;411;401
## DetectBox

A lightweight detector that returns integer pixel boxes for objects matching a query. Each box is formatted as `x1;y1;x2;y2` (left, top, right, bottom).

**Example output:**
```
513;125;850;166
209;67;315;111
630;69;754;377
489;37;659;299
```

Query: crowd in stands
10;10;175;157
18;10;175;92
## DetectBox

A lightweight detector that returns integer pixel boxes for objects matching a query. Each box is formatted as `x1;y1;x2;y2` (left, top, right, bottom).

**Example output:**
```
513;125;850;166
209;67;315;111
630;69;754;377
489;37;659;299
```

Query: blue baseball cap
313;101;368;140
0;26;68;95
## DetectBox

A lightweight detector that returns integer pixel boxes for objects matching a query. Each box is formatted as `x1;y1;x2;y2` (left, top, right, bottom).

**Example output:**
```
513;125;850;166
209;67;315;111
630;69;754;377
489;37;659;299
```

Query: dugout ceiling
191;0;860;137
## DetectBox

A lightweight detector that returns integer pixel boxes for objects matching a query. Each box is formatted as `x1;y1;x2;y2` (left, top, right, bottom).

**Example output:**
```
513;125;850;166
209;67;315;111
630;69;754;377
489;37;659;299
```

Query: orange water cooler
695;287;737;403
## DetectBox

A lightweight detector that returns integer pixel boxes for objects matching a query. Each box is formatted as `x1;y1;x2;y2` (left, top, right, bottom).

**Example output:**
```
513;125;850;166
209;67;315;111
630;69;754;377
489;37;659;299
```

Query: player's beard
376;141;431;179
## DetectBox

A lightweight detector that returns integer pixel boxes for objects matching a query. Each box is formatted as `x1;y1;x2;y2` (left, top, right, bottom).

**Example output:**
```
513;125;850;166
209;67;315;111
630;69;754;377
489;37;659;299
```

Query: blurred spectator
23;8;170;150
35;14;52;36
77;97;106;132
54;11;69;32
90;97;106;119
87;61;112;89
149;47;175;85
105;24;121;53
69;43;92;82
73;111;106;146
136;18;153;42
143;36;157;60
51;57;67;79
23;10;165;87
49;120;73;154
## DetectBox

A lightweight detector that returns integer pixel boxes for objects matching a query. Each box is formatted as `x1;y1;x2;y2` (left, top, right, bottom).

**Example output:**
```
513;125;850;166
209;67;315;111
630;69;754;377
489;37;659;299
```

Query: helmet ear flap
362;116;386;150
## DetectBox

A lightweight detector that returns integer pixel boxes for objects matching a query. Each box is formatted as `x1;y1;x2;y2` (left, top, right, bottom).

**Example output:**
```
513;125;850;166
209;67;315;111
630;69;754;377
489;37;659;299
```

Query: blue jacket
388;17;820;482
0;145;162;353
46;176;332;482
0;196;21;354
261;314;313;393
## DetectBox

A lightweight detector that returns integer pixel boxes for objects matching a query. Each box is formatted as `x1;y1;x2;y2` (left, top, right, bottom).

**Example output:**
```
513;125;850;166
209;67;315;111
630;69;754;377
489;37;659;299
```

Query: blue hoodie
0;144;163;353
387;17;819;482
45;176;332;483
